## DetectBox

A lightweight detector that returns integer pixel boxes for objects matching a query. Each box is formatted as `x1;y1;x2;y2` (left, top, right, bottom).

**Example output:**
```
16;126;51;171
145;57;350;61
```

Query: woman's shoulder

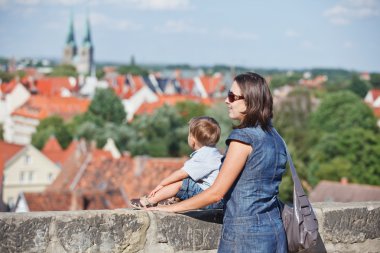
226;127;257;145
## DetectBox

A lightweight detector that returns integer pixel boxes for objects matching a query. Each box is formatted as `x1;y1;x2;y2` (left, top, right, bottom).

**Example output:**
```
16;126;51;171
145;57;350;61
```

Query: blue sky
0;0;379;72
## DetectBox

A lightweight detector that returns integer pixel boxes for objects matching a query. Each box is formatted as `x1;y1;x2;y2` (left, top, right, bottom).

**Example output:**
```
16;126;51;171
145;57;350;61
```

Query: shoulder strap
281;138;307;197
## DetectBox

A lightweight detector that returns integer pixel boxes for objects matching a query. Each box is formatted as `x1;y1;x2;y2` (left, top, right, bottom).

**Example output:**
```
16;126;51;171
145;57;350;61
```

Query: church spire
82;14;93;48
66;12;77;50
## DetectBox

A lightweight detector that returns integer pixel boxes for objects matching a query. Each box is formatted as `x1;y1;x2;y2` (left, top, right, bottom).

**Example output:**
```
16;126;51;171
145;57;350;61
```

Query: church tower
77;14;94;76
62;13;77;65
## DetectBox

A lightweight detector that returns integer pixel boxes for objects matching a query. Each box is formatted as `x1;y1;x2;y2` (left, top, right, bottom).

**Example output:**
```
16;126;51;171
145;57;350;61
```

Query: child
130;116;224;209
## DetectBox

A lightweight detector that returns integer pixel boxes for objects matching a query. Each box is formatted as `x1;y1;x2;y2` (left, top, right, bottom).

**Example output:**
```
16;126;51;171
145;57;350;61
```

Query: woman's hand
148;185;164;197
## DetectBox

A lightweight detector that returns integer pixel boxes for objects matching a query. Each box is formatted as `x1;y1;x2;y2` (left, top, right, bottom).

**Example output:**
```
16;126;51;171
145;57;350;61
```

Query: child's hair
188;116;221;147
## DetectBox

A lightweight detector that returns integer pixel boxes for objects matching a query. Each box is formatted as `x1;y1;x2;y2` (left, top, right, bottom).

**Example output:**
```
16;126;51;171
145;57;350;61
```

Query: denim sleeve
225;129;253;146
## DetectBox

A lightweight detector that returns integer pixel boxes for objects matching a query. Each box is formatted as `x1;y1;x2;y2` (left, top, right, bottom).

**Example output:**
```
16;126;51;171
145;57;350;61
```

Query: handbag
280;141;319;253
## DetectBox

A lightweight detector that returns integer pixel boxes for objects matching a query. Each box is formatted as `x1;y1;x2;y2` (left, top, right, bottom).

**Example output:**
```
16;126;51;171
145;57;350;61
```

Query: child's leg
147;181;182;204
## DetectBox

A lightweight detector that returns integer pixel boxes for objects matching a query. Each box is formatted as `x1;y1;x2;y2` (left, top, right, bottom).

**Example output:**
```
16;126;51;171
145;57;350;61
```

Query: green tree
370;73;380;88
118;65;149;76
348;74;371;98
126;105;187;157
87;88;126;125
309;91;378;133
49;64;78;77
205;101;233;151
175;101;207;124
32;115;72;149
309;128;380;185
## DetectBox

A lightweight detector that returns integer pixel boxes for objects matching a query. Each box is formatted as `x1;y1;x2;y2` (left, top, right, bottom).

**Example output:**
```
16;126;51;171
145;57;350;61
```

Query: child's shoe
129;195;157;209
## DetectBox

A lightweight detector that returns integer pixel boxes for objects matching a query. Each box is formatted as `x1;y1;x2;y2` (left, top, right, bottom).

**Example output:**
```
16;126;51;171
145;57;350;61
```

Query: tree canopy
32;115;72;149
87;88;126;125
49;64;78;77
309;90;378;133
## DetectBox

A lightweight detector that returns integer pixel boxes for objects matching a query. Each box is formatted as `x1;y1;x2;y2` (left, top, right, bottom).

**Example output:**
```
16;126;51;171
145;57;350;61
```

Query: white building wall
123;86;158;121
3;145;60;207
4;115;40;145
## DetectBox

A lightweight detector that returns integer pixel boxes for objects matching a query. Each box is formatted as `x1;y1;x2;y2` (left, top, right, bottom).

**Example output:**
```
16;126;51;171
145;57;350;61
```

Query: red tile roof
35;77;78;96
135;94;214;116
0;141;24;164
374;108;380;118
12;95;90;120
178;78;195;94
42;136;63;152
22;189;127;211
199;74;224;94
47;140;89;190
369;89;380;101
0;80;17;94
122;75;146;99
309;180;380;202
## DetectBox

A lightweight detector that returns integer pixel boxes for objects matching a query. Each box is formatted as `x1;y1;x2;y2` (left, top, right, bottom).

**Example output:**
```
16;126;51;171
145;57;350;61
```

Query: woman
150;72;288;252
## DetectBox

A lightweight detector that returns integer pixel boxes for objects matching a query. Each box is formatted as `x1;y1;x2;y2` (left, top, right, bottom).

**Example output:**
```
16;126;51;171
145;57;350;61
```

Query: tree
205;102;233;151
126;105;188;157
118;65;149;76
348;74;371;98
309;128;380;186
49;64;78;77
370;73;380;88
32;116;72;149
87;88;126;125
309;91;378;133
175;101;207;124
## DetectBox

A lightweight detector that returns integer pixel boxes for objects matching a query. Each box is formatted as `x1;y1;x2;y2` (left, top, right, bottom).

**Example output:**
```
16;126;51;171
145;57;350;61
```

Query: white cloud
88;12;142;31
132;0;191;10
154;20;206;34
0;0;9;9
285;29;300;38
219;29;259;41
324;0;380;25
5;0;192;10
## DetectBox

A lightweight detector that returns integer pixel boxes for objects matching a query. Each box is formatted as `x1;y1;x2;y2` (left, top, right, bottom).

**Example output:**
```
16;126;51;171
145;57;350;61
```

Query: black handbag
280;141;319;253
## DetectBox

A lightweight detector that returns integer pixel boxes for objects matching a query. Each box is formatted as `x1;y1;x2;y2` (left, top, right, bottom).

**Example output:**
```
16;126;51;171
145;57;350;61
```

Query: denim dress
218;126;288;253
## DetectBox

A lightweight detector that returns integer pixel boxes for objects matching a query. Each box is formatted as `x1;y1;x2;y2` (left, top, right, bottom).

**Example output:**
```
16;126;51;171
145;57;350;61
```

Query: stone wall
0;202;379;253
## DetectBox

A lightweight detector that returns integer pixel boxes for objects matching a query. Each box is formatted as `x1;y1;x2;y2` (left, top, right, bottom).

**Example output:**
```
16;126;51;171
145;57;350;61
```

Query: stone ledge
0;202;379;252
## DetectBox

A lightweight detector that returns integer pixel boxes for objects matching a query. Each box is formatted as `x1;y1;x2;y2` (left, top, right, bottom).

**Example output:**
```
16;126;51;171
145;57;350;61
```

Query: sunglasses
227;90;245;103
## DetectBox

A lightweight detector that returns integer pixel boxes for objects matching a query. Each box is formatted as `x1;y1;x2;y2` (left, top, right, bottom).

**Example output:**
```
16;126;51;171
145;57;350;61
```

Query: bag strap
281;138;307;197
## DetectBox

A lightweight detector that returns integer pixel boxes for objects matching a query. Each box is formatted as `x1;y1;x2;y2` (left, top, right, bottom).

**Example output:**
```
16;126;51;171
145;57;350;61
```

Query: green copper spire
82;14;93;48
66;12;77;49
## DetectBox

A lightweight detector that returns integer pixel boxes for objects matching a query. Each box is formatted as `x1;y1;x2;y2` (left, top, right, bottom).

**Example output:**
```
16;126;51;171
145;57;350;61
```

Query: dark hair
188;116;221;146
234;72;273;131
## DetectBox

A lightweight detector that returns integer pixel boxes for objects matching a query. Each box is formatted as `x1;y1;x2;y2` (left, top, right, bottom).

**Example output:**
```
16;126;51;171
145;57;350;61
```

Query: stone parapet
0;202;379;252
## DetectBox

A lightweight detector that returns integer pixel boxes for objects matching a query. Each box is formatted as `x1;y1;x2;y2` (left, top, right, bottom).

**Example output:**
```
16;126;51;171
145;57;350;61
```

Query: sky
0;0;379;72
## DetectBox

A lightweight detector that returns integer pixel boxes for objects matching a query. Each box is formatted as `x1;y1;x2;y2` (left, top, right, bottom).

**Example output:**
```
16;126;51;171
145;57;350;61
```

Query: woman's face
225;81;246;122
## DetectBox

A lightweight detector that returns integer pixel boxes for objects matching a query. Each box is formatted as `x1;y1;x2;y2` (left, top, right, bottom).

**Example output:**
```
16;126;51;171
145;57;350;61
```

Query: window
25;155;32;165
19;171;25;183
28;171;34;182
7;197;14;207
48;173;53;182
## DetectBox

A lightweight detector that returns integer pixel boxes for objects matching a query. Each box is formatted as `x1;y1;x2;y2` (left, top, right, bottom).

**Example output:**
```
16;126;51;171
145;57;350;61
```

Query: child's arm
149;168;189;197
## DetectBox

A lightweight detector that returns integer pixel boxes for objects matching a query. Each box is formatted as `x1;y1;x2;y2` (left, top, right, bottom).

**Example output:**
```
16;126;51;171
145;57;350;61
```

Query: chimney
70;191;83;210
340;177;348;185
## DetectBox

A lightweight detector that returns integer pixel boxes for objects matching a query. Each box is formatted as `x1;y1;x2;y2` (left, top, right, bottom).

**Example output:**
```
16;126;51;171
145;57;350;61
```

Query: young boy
130;116;224;209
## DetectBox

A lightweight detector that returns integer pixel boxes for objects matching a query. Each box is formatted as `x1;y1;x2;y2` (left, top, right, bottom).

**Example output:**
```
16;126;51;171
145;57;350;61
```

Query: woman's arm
149;169;189;197
149;140;252;212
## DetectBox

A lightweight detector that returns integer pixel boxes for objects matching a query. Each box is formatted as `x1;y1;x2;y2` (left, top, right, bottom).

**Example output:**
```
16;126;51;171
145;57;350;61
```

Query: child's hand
148;185;164;197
